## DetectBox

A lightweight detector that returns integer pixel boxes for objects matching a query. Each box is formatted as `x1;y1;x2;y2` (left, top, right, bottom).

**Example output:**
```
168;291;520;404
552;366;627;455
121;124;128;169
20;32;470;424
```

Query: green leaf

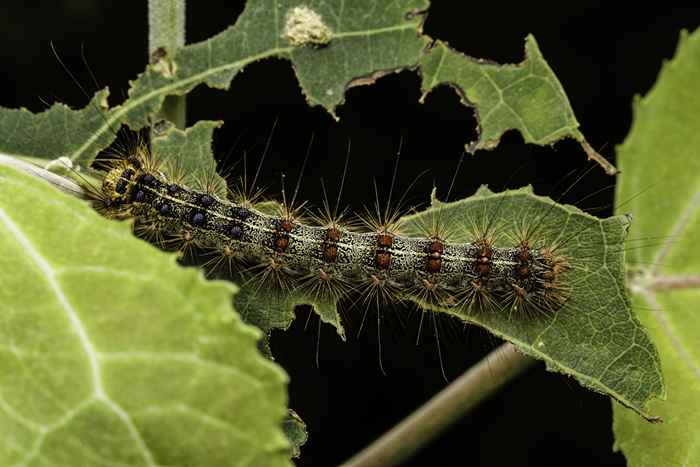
419;36;617;175
0;0;428;168
123;0;428;124
236;289;345;341
613;28;700;465
0;90;120;167
234;184;663;419
283;409;308;459
0;163;292;466
399;186;662;419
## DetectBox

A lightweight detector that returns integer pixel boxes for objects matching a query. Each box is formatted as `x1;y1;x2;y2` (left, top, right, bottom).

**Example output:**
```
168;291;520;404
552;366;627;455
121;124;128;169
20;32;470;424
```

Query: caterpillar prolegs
92;146;571;320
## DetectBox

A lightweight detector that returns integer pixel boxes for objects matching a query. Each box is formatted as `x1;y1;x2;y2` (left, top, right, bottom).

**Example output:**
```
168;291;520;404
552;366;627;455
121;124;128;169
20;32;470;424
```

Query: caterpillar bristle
133;216;167;246
159;159;188;188
409;276;452;311
413;210;458;245
202;243;243;278
244;256;297;296
165;228;203;262
192;168;227;198
228;175;267;208
298;267;354;307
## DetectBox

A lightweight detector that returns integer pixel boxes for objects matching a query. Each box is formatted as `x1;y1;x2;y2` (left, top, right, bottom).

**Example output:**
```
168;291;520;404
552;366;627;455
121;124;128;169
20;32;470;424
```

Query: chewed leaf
400;186;663;419
283;409;308;459
0;164;292;466
0;90;120;167
613;28;700;466
238;290;345;341
123;0;428;125
419;36;617;174
0;0;428;169
231;182;663;419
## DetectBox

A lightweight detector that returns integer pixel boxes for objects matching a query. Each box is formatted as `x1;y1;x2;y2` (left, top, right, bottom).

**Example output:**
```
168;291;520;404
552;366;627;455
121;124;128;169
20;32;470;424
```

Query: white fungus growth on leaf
283;5;332;47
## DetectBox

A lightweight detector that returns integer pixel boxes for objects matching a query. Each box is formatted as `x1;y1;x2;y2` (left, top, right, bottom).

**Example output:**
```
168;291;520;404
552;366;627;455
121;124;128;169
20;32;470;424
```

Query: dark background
2;2;697;466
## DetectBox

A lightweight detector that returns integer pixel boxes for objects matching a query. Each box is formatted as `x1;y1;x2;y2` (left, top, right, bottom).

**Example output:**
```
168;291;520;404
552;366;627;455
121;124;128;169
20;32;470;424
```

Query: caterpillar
88;142;571;321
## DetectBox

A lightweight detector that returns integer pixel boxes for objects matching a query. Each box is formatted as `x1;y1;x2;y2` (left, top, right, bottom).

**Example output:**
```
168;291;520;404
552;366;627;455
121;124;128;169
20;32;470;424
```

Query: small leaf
0;90;119;167
613;28;700;466
242;183;663;418
419;35;617;174
0;164;292;466
237;290;345;341
283;409;308;459
399;186;662;419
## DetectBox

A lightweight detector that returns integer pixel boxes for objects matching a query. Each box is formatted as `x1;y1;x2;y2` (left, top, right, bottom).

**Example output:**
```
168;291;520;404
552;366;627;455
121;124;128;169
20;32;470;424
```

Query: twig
340;343;535;467
0;154;87;199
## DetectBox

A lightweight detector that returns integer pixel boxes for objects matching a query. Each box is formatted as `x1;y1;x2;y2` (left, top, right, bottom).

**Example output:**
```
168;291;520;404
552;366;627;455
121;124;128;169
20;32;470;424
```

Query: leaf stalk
340;343;534;467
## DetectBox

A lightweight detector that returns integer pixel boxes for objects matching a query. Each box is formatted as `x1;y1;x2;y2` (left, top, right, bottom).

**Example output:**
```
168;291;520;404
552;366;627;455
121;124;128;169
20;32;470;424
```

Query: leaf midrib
637;287;700;381
651;187;700;276
631;186;700;383
69;21;417;163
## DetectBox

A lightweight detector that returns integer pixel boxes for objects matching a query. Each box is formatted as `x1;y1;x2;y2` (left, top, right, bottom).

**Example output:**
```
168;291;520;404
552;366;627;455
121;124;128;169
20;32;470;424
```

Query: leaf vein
652;187;700;274
0;207;157;466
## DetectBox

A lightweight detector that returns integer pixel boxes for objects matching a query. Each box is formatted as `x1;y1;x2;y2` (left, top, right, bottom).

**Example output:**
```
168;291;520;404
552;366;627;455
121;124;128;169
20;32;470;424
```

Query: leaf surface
0;0;428;167
0;164;291;466
0;90;120;168
242;183;663;418
419;36;616;174
401;186;663;418
613;28;700;466
121;0;428;131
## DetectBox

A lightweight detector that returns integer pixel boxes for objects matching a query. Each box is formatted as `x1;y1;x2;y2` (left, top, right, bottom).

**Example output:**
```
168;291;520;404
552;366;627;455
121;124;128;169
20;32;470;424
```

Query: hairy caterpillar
88;142;571;322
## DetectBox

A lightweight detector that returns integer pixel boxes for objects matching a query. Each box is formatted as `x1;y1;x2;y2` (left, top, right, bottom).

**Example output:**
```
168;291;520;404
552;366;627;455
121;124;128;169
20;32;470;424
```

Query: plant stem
340;343;535;467
0;154;87;199
148;0;186;128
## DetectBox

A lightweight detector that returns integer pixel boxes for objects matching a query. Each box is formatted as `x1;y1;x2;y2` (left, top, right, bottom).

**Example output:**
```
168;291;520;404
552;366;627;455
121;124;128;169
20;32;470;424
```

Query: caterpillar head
102;161;141;207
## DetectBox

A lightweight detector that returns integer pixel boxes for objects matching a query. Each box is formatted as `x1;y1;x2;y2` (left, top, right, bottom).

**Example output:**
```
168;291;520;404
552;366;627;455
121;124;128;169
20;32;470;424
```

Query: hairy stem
340;343;535;467
148;0;186;128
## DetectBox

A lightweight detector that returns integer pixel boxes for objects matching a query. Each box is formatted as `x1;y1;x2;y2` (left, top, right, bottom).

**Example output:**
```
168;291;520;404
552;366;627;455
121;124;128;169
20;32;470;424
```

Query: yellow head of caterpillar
101;160;141;206
95;140;161;212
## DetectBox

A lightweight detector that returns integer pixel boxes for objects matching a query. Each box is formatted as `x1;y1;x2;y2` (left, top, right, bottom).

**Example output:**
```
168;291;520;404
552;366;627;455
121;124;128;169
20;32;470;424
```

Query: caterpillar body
94;147;570;318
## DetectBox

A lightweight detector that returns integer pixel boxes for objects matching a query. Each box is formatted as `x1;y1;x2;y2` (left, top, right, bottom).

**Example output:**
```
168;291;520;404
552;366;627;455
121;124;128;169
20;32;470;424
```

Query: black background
1;2;697;467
